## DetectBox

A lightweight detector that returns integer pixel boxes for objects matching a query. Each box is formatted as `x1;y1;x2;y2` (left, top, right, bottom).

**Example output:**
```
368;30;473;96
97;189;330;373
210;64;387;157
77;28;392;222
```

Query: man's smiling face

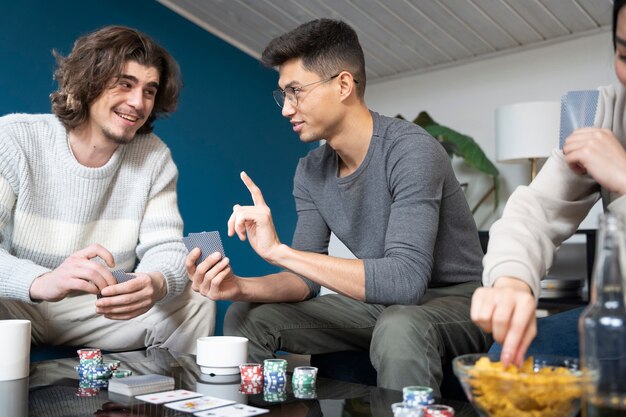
87;60;160;144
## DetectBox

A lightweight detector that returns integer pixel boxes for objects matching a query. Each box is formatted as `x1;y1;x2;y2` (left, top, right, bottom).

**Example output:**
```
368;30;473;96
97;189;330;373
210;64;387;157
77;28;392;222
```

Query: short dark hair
50;26;182;134
261;19;366;98
614;0;626;50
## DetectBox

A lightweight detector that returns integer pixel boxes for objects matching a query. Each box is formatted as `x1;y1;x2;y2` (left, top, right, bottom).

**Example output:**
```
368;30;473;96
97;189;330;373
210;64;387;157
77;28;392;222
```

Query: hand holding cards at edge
185;171;282;301
472;127;626;368
562;127;626;195
29;243;167;320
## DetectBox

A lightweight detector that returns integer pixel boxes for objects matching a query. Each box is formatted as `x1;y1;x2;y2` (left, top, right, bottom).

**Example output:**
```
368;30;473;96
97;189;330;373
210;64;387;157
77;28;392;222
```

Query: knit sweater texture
0;113;187;303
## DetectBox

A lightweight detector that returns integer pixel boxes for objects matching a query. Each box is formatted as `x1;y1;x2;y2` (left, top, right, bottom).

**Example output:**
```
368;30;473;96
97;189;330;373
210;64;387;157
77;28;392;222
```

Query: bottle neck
591;215;626;306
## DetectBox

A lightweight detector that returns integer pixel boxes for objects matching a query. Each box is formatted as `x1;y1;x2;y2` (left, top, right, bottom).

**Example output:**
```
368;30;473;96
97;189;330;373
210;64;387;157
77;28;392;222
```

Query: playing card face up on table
135;389;203;404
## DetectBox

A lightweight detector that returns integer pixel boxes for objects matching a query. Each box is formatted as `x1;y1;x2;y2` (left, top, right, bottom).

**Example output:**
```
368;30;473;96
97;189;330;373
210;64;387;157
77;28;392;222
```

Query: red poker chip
77;348;102;360
239;381;263;395
240;363;263;381
75;387;100;397
423;404;455;417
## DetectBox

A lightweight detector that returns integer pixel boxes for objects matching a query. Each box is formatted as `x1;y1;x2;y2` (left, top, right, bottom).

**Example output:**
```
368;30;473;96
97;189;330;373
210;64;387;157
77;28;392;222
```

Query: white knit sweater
483;84;626;299
0;113;187;303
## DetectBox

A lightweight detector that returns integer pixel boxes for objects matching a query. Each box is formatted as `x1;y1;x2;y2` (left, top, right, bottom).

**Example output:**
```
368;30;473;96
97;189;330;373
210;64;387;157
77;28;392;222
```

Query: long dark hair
50;26;182;134
614;0;626;50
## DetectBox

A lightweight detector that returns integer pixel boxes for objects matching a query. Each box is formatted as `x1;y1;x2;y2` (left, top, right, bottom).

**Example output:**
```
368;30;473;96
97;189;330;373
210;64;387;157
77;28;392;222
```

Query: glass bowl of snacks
452;353;584;417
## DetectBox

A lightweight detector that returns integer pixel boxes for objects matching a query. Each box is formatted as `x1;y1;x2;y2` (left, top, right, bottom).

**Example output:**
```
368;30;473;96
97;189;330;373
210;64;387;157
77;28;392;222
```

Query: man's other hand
30;244;116;302
95;272;166;320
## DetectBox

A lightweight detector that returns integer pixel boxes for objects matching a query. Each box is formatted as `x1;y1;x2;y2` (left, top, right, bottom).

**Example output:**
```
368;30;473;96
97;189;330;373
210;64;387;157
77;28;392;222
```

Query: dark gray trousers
224;280;491;395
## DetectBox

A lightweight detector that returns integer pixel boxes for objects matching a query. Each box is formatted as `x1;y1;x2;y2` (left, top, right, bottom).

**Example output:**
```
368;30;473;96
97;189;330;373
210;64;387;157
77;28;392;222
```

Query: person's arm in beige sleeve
473;148;599;366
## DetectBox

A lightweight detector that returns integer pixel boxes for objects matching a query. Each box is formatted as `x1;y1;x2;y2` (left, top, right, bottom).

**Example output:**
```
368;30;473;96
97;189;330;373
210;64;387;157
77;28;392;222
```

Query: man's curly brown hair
50;26;182;135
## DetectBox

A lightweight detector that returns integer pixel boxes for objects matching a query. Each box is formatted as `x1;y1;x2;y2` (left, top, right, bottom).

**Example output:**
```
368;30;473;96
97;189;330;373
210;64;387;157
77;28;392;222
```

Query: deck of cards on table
107;374;174;396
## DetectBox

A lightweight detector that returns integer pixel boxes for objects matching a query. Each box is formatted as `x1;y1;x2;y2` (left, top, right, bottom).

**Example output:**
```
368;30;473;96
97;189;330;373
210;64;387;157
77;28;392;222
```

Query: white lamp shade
495;101;560;162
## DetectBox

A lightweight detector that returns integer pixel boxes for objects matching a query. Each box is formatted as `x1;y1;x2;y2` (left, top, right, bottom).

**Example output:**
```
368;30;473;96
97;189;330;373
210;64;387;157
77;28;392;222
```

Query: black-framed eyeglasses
272;74;359;108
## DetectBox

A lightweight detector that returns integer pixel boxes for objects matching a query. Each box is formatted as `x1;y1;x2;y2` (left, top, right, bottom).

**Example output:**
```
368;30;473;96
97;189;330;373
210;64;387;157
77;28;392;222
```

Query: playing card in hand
183;231;225;266
97;270;135;298
559;90;599;149
112;270;135;284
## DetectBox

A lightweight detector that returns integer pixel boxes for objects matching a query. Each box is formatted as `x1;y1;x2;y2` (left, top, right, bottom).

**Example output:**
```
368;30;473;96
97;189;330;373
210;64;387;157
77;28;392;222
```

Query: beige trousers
0;285;215;354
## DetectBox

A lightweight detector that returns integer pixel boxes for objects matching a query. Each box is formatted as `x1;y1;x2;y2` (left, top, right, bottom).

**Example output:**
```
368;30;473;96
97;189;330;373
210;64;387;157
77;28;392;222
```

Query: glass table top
2;348;478;417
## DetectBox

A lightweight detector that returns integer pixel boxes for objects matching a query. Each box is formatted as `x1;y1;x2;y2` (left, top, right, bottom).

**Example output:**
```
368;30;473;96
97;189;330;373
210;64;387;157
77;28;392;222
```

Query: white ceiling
158;0;613;83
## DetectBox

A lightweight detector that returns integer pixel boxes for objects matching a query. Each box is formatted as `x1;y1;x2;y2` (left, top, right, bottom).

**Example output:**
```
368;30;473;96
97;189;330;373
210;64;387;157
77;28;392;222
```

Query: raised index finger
240;171;266;206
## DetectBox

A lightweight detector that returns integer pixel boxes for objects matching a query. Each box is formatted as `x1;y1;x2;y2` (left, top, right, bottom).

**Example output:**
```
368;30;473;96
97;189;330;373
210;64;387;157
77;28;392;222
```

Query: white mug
196;336;248;375
196;377;246;404
0;376;28;417
0;320;31;381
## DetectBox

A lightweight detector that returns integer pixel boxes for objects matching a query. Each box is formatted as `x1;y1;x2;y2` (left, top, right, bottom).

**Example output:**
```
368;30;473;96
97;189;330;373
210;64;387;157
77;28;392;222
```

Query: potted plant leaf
397;111;499;214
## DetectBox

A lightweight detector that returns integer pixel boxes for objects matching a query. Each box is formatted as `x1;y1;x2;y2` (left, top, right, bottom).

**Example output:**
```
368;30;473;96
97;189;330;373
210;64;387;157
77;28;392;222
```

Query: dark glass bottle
579;213;626;417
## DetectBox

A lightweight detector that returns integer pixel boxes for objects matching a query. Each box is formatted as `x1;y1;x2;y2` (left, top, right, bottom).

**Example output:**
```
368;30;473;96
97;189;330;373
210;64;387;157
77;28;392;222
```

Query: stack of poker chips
239;363;263;395
402;385;435;407
291;366;318;399
75;348;132;397
391;402;423;417
239;380;263;395
422;404;455;417
390;386;437;417
263;384;287;403
75;348;109;397
262;359;287;403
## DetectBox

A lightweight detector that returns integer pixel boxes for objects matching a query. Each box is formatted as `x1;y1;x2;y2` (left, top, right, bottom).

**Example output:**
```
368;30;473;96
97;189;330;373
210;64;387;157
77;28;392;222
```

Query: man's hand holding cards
97;270;136;299
96;270;168;320
184;231;239;299
183;231;226;265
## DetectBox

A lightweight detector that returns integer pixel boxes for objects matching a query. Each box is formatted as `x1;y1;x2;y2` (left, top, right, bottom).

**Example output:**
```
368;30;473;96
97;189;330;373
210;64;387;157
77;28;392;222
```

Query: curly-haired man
0;26;213;353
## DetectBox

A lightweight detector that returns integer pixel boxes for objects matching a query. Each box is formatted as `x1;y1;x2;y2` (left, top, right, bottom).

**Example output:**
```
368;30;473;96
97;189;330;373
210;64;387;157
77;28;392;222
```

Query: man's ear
337;71;356;101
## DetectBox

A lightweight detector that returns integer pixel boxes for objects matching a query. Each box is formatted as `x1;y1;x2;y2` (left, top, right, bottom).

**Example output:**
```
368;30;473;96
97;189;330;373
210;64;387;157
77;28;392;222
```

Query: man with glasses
186;19;490;393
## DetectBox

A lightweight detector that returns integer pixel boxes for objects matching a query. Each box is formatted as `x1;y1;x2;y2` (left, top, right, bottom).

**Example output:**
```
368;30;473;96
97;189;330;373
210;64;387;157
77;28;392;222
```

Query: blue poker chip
74;363;111;372
263;371;286;380
264;374;286;380
263;383;286;391
264;377;286;385
263;376;286;385
263;389;287;402
79;378;109;388
75;366;112;380
404;392;434;406
75;367;109;375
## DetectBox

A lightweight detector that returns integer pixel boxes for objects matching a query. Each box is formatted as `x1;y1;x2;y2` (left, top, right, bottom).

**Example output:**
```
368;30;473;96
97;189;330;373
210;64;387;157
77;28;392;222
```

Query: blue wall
0;0;310;335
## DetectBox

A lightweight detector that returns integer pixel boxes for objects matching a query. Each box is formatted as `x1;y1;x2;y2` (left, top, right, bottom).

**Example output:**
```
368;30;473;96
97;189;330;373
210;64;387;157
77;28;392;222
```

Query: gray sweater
292;112;482;305
0;114;187;303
